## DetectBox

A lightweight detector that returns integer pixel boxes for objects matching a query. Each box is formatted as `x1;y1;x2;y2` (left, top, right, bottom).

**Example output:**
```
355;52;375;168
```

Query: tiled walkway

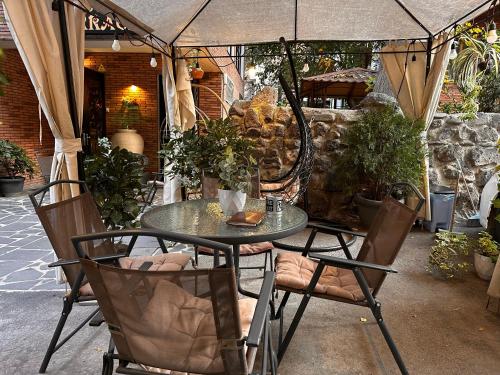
0;196;64;292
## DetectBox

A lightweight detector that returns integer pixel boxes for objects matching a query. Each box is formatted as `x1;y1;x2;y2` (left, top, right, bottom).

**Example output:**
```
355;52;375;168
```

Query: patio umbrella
380;34;452;220
3;0;86;203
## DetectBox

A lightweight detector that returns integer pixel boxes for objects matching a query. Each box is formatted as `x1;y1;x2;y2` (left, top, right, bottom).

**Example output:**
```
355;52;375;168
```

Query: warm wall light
130;85;138;93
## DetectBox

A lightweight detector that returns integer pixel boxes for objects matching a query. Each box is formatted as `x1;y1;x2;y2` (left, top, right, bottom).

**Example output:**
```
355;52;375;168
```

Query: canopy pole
279;37;300;100
53;0;85;180
425;36;432;79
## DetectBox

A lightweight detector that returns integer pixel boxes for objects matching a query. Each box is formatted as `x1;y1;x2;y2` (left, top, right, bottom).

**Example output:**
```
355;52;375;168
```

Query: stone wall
230;88;500;221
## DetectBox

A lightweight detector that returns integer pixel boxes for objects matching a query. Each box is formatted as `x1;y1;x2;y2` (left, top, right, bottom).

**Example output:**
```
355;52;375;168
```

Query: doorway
83;68;106;155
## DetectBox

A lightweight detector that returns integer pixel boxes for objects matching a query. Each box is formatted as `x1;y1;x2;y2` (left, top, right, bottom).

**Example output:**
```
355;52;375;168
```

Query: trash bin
424;185;456;232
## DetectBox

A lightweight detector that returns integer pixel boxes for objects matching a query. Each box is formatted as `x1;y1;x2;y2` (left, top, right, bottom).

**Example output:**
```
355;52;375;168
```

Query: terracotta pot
0;176;25;196
111;129;144;154
191;68;204;80
218;189;246;216
354;193;382;228
474;252;495;281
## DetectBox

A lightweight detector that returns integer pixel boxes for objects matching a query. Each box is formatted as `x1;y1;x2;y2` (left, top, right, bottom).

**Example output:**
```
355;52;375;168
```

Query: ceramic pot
111;129;144;154
218;189;246;216
474;252;496;281
354;193;382;228
0;176;25;196
191;68;204;80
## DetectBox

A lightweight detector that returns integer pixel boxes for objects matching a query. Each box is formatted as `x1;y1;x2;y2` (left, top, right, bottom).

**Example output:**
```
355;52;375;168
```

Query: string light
486;22;498;44
111;16;121;51
449;40;458;60
246;63;257;80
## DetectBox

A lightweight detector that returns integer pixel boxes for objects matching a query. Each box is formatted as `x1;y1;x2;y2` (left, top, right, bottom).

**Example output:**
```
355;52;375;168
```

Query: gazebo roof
301;68;377;99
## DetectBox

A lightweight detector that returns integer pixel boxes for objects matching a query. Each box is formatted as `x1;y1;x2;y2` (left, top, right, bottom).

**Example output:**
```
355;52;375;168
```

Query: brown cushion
79;253;192;297
275;252;365;301
132;279;256;374
198;242;273;256
118;252;191;271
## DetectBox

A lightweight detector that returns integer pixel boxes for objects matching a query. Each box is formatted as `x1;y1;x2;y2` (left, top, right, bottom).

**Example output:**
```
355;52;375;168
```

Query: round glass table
141;198;308;297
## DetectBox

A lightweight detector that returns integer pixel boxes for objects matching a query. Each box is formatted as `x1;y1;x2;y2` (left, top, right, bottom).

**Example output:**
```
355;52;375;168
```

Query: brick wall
208;47;244;101
198;72;223;119
84;52;162;173
0;49;54;187
439;82;463;105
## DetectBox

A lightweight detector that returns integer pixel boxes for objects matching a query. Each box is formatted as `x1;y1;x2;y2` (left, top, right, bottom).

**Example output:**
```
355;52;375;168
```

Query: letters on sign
85;14;125;33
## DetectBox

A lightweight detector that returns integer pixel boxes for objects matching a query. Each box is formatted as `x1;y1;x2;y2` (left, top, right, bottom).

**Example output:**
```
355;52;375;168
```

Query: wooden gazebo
301;68;377;108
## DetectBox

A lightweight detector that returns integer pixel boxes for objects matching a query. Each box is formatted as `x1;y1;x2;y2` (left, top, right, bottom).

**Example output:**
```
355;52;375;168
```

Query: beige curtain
381;34;451;220
3;0;86;203
161;50;196;204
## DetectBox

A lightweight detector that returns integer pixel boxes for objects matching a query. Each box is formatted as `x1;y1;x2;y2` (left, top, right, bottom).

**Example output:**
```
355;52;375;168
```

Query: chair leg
102;337;115;375
353;268;408;375
194;245;199;266
267;312;278;375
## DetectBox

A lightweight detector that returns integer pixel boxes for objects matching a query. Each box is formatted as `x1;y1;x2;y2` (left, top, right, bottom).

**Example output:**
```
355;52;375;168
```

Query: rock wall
230;88;500;221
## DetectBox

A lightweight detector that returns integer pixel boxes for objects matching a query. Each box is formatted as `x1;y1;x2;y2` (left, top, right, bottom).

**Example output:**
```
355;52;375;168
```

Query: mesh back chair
196;171;274;275
273;183;424;375
72;229;277;375
29;180;192;373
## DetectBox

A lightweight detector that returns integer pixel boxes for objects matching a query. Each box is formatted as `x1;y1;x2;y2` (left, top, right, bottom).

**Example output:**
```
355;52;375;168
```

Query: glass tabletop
141;198;308;244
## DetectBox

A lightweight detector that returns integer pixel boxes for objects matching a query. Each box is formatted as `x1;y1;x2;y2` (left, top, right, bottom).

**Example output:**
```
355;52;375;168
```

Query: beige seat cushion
127;279;256;374
198;242;273;256
275;252;365;301
78;253;192;297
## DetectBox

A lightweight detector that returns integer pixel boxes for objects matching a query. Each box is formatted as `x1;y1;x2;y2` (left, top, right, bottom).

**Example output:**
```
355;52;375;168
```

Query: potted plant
0;140;35;196
111;97;144;154
160;118;256;214
336;105;425;227
85;138;145;229
473;231;499;281
427;230;471;279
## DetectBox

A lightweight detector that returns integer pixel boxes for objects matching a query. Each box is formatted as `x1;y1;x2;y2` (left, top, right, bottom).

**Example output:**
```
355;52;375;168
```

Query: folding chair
196;171;274;275
29;180;192;373
72;229;277;375
274;183;424;375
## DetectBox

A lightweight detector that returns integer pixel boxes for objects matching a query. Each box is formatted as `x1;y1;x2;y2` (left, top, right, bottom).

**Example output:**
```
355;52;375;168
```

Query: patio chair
29;180;192;373
196;171;274;275
273;183;424;375
72;229;277;375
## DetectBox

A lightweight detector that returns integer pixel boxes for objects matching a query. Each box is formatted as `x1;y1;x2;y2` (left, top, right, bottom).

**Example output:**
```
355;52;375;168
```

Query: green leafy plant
0;140;35;178
477;74;500;112
160;118;256;192
118;97;142;129
427;231;471;279
85;138;144;229
0;48;8;96
476;231;499;263
336;105;425;200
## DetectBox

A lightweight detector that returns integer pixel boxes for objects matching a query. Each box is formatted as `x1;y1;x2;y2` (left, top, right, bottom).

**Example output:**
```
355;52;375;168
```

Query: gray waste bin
424;185;456;232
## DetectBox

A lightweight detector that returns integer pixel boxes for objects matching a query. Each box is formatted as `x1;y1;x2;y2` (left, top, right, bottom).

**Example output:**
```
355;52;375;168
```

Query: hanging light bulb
150;55;158;68
302;62;310;73
486;22;498;44
449;41;458;60
112;29;121;51
247;64;257;80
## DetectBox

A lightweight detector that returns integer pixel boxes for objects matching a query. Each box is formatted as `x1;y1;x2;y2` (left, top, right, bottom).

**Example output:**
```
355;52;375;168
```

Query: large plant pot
0;176;25;196
111;129;144;154
218;189;246;216
354;193;382;228
474;252;495;281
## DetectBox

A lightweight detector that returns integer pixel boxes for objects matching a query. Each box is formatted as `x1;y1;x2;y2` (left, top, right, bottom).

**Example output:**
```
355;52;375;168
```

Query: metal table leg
233;244;259;299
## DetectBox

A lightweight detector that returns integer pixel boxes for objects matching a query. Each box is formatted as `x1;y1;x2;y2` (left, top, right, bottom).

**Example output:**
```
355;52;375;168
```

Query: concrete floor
1;195;500;374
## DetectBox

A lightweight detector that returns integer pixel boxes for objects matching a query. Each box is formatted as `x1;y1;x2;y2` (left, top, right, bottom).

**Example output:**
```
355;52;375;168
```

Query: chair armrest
246;271;275;347
49;254;128;268
309;253;397;273
307;222;366;238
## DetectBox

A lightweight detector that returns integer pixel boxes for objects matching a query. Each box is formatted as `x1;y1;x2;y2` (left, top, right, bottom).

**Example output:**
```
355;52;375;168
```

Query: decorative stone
260;104;274;123
357;92;399;110
444;115;464;126
244;108;260;128
467;147;498;167
471;126;498;145
274;107;292;125
274;124;286;137
476;169;494;187
326;139;341;151
230;115;244;128
335;110;360;124
245;127;261;138
284;139;300;150
434;144;460;163
250;87;278;107
229;100;249;116
302;108;336;122
260;126;273;139
311;121;329;137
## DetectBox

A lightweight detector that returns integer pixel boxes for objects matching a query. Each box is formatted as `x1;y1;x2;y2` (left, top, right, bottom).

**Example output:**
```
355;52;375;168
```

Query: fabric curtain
381;34;451;220
161;49;197;204
3;0;86;203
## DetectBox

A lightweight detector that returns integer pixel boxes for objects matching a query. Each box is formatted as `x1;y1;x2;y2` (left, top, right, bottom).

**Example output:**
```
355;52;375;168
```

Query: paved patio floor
1;193;500;374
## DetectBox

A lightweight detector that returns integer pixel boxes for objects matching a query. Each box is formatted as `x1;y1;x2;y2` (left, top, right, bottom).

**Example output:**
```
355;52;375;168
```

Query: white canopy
91;0;491;46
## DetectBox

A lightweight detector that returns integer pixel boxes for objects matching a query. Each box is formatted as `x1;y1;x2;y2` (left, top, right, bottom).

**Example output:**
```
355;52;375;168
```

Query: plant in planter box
473;231;499;280
336;105;425;227
0;140;35;196
111;97;144;154
85;138;145;229
427;230;471;279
